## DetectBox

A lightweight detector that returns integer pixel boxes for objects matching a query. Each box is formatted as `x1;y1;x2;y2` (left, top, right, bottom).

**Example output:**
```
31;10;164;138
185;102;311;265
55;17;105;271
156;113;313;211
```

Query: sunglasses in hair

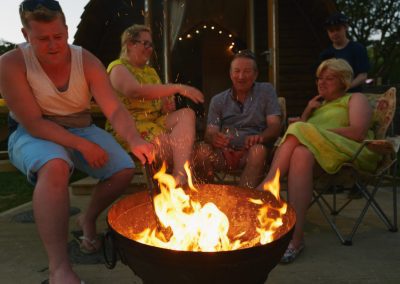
19;0;62;13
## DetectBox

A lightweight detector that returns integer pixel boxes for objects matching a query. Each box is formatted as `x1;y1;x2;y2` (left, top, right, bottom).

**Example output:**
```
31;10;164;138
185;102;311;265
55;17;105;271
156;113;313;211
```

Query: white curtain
169;0;186;50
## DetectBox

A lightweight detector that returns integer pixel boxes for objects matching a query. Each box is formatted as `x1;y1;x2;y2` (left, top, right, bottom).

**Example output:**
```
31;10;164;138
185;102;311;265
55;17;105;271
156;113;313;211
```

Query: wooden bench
70;167;148;195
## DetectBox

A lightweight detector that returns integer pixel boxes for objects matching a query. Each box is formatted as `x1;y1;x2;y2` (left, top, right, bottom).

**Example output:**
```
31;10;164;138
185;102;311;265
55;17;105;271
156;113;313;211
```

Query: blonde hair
120;24;151;59
316;58;353;91
20;5;65;29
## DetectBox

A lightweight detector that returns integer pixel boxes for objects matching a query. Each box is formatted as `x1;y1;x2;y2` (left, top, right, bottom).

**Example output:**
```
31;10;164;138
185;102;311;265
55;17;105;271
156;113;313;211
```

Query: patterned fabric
105;59;168;150
281;94;381;174
364;87;396;139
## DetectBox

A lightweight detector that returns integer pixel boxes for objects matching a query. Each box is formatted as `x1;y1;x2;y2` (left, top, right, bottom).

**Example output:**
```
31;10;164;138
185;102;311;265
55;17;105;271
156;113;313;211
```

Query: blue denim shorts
8;124;134;184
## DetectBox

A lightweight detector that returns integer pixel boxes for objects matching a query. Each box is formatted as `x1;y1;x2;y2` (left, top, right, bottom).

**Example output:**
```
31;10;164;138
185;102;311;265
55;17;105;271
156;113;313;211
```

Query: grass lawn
0;170;87;213
0;171;33;213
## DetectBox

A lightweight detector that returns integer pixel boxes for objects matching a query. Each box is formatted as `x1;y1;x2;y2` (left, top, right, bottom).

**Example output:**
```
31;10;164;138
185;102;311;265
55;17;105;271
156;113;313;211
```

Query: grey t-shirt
207;82;281;149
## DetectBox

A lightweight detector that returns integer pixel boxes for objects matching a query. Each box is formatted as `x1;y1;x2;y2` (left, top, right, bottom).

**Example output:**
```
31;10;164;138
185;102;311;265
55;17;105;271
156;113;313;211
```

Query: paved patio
0;184;398;284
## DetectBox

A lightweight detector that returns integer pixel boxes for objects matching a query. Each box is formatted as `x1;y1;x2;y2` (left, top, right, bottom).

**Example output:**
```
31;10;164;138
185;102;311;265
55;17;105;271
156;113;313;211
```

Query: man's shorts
8;124;135;184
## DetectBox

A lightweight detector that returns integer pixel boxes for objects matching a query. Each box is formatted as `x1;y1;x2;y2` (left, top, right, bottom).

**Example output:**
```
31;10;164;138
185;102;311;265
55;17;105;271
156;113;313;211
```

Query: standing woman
106;24;204;185
257;58;380;263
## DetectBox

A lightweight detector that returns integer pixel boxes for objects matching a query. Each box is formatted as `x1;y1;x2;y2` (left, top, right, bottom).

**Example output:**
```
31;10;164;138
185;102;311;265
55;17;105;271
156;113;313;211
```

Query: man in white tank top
0;1;154;283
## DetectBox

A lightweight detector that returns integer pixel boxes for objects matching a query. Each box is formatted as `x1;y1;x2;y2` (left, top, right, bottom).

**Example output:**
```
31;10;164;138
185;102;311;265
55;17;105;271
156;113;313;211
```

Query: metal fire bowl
106;184;296;284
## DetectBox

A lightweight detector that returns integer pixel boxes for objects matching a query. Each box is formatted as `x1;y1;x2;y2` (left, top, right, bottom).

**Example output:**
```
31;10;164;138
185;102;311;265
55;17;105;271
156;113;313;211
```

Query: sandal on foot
280;243;305;264
76;235;102;254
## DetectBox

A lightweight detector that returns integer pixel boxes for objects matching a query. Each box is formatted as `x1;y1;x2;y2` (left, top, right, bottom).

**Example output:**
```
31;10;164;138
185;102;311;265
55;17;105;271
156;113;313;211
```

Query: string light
178;22;240;54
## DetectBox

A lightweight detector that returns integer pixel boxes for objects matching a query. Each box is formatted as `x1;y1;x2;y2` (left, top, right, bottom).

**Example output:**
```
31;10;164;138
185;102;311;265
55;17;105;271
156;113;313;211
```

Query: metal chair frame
311;87;398;245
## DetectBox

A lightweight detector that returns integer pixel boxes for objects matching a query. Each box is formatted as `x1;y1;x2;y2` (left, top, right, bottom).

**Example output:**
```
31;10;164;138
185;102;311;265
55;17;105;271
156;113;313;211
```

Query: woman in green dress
105;25;204;185
257;58;380;263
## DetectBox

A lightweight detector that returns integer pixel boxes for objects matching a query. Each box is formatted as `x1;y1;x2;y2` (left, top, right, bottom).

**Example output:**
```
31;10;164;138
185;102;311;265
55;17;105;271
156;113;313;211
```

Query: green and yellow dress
105;59;168;150
282;94;380;174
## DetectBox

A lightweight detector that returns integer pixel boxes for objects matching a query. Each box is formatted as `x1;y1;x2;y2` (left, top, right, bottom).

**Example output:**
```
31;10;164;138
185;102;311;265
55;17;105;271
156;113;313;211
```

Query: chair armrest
349;139;396;162
364;139;396;155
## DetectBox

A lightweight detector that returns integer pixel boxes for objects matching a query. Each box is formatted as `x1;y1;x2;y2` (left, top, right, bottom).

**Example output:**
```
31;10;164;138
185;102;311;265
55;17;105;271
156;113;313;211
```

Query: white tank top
19;42;91;116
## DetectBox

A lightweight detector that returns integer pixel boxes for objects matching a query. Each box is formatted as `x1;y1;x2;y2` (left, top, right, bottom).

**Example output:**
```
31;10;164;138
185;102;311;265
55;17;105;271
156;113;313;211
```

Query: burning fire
131;163;287;251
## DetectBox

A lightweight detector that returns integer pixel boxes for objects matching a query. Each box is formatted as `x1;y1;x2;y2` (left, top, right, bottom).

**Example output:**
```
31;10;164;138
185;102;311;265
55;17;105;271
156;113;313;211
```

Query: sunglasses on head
19;0;62;13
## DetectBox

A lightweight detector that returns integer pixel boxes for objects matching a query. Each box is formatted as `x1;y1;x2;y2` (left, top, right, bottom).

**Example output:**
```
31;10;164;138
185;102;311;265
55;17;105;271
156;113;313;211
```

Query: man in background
320;12;370;92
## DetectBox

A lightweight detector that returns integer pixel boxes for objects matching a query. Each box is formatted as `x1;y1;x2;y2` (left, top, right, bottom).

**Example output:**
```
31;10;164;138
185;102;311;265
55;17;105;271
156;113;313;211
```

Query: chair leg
346;178;397;244
391;161;398;232
313;191;349;245
312;177;398;245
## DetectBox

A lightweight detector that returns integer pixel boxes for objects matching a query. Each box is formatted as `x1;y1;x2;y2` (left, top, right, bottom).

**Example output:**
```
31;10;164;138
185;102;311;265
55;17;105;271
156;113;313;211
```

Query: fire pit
105;180;295;284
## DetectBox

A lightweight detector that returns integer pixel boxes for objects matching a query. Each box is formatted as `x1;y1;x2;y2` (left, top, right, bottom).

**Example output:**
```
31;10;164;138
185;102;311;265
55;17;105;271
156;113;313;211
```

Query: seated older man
193;50;281;188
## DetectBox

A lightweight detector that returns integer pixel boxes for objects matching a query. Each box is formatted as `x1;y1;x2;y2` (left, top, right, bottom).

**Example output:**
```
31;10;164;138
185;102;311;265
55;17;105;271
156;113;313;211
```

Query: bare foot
50;263;81;284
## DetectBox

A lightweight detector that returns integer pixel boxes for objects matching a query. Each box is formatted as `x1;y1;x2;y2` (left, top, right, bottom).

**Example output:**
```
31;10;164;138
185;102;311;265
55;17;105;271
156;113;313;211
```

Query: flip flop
75;235;103;255
280;243;305;264
42;279;86;284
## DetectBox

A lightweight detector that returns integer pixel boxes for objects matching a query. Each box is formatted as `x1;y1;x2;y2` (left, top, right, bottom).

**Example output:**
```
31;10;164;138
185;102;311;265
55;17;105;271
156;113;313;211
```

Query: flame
131;164;287;251
263;169;281;200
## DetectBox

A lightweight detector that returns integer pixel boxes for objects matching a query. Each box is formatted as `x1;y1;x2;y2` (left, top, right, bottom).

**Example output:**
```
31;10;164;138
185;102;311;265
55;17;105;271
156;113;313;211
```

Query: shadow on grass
0;170;88;213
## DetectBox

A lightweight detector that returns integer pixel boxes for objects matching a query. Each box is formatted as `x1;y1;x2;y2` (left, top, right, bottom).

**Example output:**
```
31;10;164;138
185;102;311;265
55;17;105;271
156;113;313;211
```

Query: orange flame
132;164;287;251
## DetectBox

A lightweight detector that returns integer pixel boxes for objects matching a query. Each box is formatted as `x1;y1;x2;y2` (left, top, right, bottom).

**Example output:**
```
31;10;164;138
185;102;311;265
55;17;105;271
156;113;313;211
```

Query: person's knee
114;167;135;181
178;107;196;120
247;144;268;166
293;146;313;159
37;158;71;187
40;158;70;175
292;146;314;167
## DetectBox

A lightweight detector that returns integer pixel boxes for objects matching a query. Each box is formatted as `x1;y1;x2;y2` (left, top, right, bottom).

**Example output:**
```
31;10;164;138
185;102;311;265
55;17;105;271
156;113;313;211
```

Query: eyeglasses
19;0;62;13
133;40;154;49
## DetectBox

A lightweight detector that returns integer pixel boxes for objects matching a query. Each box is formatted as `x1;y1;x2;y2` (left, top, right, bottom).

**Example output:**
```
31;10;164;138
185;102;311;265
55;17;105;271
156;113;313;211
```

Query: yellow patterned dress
282;94;380;174
105;59;168;150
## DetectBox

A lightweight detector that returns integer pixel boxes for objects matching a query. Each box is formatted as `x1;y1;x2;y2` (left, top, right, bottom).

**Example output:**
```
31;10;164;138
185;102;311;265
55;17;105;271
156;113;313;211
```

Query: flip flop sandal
76;235;102;255
42;279;86;284
280;243;305;264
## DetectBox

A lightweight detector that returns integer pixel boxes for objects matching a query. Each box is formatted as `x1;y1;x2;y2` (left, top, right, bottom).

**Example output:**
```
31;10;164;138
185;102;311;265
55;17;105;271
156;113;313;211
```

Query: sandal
76;235;103;254
42;279;86;284
280;243;305;264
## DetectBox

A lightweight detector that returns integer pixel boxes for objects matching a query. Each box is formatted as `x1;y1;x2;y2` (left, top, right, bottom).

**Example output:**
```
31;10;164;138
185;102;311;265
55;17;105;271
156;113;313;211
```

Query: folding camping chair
311;87;398;245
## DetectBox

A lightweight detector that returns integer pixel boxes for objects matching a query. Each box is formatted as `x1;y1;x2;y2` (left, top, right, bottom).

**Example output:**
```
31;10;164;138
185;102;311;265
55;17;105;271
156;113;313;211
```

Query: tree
0;40;16;55
336;0;400;83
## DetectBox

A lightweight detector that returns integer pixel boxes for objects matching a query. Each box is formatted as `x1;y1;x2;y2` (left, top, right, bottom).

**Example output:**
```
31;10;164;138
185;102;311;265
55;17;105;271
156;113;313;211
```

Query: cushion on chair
365;87;397;139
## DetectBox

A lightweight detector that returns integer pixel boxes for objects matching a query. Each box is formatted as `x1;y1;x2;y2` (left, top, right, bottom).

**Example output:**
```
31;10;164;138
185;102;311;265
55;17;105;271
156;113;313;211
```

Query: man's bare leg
240;144;268;188
33;159;80;284
78;168;134;249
